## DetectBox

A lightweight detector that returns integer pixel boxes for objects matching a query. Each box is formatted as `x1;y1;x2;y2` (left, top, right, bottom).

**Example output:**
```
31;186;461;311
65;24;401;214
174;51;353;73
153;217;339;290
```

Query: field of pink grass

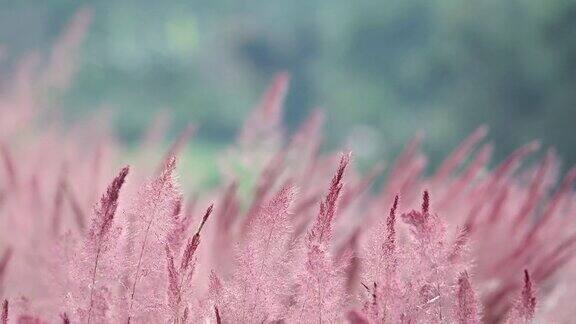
1;9;576;324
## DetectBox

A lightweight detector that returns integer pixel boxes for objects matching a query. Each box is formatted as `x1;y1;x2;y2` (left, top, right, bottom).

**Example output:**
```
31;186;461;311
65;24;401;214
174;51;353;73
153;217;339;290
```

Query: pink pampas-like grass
1;11;576;323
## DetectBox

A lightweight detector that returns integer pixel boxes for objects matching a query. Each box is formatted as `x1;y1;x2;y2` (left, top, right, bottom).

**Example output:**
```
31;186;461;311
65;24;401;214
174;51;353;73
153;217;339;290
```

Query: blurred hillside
1;0;576;169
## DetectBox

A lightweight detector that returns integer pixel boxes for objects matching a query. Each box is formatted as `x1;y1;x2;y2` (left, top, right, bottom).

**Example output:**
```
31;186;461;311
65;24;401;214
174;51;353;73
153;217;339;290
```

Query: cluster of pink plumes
1;10;576;324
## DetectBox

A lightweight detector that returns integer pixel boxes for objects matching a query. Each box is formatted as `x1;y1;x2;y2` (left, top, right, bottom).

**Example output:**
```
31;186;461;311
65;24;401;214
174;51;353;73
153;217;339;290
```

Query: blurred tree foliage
1;0;576;169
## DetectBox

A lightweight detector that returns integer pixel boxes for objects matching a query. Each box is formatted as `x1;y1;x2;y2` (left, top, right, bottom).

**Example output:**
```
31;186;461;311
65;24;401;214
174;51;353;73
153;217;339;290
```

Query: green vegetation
2;0;576;169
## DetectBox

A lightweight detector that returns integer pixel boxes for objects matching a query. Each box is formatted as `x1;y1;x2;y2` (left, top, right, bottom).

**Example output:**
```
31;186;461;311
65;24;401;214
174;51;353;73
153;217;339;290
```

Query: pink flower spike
180;203;213;272
505;270;537;323
87;166;129;324
456;272;481;324
156;123;196;175
240;72;290;144
384;195;399;254
422;190;430;214
521;270;536;319
197;203;214;235
309;152;351;245
435;125;488;183
60;313;70;324
1;300;7;324
165;245;181;315
90;166;129;240
215;306;222;324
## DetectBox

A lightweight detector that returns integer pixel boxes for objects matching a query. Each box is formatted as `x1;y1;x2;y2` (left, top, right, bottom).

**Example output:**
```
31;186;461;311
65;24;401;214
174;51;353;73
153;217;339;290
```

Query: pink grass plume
86;166;129;324
456;272;482;324
1;300;7;324
505;270;537;323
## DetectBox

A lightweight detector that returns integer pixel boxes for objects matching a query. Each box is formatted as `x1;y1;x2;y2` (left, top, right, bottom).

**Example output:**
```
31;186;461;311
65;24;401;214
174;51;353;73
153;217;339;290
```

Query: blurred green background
2;0;576;172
